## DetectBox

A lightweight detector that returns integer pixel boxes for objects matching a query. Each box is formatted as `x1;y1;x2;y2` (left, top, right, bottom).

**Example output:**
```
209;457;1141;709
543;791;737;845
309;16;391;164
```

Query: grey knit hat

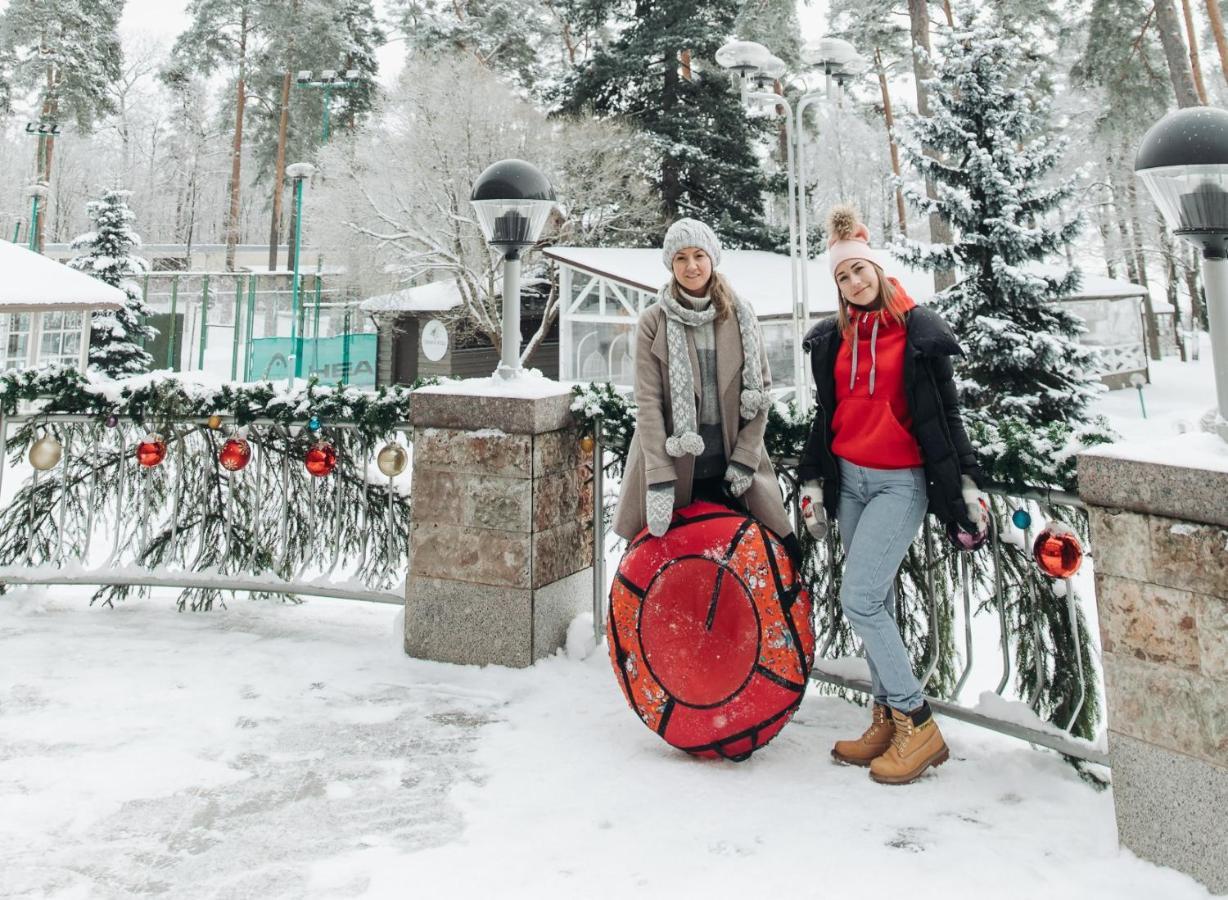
661;218;722;270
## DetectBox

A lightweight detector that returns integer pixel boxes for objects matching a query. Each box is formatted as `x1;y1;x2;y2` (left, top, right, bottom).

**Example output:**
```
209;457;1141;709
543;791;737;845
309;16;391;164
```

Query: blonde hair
670;271;735;323
834;263;909;335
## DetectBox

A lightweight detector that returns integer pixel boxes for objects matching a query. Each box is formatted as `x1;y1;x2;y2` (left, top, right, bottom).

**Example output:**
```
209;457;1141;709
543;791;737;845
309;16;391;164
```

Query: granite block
532;519;594;589
412;388;575;434
533;428;585;476
409;520;531;588
405;575;533;667
1095;573;1201;671
1087;507;1152;582
1103;652;1228;767
532;567;593;662
410;469;533;532
532;466;593;532
1078;450;1228;528
1107;730;1228;896
413;427;531;478
1198;593;1228;678
1148;514;1228;598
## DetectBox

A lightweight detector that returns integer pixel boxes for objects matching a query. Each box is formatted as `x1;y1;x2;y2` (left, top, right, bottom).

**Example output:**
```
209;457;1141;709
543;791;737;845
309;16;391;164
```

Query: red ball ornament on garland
305;441;337;477
136;434;167;467
219;437;252;471
1032;525;1084;578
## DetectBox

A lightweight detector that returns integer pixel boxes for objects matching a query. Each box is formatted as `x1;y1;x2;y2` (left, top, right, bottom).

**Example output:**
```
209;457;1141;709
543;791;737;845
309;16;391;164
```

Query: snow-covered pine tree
69;190;156;377
557;0;779;249
895;15;1114;743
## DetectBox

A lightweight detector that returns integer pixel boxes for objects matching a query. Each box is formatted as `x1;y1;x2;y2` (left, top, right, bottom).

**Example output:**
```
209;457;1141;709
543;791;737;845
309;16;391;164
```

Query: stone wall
405;385;593;668
1079;444;1228;894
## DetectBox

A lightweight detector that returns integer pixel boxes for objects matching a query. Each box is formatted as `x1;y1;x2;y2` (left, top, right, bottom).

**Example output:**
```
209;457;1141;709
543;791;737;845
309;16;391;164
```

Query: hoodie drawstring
849;312;882;396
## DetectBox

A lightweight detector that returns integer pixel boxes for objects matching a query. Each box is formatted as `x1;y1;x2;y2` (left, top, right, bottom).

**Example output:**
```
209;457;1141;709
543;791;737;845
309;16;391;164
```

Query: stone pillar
405;383;593;667
1078;439;1228;894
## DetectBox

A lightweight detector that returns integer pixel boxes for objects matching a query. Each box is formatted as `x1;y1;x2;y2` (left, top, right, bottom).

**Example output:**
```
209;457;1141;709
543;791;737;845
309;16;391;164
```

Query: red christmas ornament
219;437;252;471
608;501;814;761
136;434;167;467
1032;525;1084;578
305;441;337;477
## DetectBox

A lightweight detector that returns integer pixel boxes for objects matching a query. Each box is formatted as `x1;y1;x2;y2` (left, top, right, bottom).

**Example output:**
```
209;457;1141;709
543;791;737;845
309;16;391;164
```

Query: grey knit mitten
724;462;755;498
646;482;675;537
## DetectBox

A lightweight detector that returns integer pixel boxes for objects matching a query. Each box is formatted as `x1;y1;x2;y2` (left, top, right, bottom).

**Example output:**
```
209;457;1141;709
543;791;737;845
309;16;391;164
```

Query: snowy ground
0;339;1221;899
0;589;1214;900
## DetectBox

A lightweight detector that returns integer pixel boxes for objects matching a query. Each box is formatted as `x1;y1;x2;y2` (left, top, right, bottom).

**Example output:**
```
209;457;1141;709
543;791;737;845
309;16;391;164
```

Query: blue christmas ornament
1012;508;1032;530
308;415;321;432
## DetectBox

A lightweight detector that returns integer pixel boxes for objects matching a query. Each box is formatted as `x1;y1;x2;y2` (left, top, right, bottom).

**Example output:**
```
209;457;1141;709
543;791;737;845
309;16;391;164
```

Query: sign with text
248;334;377;387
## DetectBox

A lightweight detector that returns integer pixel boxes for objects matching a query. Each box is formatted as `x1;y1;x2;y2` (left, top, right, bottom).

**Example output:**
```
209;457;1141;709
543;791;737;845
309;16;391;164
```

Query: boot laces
890;714;916;751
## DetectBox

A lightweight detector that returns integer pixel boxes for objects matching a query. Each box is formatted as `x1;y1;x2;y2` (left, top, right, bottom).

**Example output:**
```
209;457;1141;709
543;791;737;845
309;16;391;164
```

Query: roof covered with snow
0;241;126;310
545;247;1146;318
359;277;502;314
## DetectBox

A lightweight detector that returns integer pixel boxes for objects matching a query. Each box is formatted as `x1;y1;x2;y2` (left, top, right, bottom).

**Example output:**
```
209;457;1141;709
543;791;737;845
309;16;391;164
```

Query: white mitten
646;482;675;537
724;462;755;498
961;474;989;532
800;480;828;540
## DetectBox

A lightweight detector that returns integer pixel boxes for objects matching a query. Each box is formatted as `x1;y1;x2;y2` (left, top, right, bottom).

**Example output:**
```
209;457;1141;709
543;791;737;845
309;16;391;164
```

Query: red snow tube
607;500;814;761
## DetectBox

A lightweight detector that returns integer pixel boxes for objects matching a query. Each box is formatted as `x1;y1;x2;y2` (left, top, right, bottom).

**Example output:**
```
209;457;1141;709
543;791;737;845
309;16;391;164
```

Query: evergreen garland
0;368;428;610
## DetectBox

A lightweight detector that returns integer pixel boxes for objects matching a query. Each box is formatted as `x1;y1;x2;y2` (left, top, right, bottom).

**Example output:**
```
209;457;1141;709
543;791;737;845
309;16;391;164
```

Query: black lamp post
1136;106;1228;439
470;159;556;378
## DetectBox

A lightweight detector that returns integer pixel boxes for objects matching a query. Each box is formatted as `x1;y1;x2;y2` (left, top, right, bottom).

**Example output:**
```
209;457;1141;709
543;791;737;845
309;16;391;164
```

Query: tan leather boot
869;706;949;785
831;703;895;767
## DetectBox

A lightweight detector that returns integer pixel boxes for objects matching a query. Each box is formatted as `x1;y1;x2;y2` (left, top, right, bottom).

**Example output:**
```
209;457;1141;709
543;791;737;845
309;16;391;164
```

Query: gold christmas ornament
376;443;408;477
207;414;223;430
580;434;596;454
28;434;62;471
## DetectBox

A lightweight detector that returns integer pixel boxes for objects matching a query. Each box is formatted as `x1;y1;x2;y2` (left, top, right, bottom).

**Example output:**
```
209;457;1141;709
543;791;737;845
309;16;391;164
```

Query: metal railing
590;431;1105;765
0;412;410;606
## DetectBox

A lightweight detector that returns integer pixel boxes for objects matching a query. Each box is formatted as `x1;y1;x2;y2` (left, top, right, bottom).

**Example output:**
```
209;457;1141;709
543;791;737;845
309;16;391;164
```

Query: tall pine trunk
1159;224;1188;360
876;48;908;237
1125;162;1164;360
1205;0;1228;86
1180;0;1210;102
908;0;955;290
1154;0;1203;106
225;6;250;272
268;67;293;271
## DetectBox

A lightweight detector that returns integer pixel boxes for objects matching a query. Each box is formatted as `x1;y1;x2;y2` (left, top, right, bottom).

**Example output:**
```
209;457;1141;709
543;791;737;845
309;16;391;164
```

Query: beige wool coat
612;301;794;541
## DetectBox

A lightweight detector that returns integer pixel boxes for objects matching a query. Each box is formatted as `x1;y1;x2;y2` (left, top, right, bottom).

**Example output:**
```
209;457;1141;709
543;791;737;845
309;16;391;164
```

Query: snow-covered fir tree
894;15;1112;743
895;16;1114;490
557;0;779;249
69;190;156;377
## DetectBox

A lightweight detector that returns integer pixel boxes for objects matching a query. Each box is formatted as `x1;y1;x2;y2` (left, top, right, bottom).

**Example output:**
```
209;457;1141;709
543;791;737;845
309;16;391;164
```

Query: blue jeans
837;458;928;712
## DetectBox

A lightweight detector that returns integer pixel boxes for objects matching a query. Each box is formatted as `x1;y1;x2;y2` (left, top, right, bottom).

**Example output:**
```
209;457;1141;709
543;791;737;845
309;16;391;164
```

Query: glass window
1;313;31;370
567;270;601;315
761;320;798;389
565;320;637;384
38;310;84;368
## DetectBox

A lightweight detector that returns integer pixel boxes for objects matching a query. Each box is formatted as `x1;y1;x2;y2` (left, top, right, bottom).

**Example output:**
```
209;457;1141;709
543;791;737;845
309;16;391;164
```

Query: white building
0;240;125;371
545;247;1150;392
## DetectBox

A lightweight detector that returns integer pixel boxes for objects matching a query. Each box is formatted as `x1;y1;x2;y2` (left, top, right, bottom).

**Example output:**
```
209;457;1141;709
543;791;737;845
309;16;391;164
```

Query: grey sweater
679;291;725;479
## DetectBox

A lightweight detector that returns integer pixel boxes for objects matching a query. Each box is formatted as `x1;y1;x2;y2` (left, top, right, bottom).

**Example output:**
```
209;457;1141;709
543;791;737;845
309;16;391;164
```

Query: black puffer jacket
798;305;982;532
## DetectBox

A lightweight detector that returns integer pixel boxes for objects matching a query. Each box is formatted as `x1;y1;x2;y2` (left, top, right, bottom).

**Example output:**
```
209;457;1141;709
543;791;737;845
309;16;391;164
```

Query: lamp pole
285;162;316;385
470;159;558;379
1136;106;1228;441
716;38;863;413
295;68;362;143
24;183;48;254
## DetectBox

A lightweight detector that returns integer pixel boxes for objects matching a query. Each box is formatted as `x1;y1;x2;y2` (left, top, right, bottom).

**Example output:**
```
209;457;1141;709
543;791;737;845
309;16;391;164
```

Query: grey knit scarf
657;283;772;458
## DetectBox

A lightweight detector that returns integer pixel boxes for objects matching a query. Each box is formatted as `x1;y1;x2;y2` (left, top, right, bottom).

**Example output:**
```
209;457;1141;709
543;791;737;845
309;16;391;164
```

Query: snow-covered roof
360;277;502;314
545;247;1147;317
0;240;125;310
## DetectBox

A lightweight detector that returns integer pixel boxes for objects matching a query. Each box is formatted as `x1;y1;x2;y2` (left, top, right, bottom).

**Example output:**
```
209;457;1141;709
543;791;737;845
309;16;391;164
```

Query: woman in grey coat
611;218;800;566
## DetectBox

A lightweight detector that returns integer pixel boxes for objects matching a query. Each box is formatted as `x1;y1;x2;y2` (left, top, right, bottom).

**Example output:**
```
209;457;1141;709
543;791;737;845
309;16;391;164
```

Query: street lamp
718;37;864;412
285;161;316;384
295;68;362;142
1135;106;1228;441
24;182;48;253
470;159;556;380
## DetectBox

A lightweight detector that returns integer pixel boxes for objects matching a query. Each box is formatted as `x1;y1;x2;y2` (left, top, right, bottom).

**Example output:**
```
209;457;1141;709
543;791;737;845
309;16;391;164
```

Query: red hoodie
831;281;924;469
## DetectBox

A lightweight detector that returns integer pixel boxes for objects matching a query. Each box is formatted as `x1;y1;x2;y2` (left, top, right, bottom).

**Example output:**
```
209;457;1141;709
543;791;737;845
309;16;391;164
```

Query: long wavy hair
835;263;908;335
670;271;736;322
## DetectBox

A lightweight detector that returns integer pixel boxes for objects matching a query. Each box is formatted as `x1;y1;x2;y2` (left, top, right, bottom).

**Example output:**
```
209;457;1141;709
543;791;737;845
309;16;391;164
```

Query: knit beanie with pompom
826;204;887;275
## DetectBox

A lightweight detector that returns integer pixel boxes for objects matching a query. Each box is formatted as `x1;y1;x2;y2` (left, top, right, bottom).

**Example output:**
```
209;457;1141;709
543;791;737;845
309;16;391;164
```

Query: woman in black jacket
798;205;986;785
